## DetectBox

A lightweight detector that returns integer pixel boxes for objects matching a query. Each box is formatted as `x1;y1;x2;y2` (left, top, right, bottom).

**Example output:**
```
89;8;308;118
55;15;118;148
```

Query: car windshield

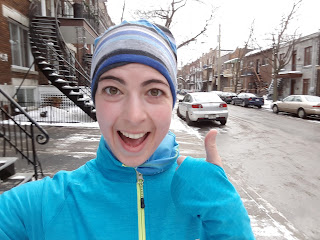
193;93;221;102
245;93;256;97
304;96;320;102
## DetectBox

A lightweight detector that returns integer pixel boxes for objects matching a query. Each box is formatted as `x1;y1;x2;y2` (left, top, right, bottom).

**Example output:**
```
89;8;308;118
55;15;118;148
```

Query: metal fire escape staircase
268;79;283;97
29;12;96;120
251;67;268;95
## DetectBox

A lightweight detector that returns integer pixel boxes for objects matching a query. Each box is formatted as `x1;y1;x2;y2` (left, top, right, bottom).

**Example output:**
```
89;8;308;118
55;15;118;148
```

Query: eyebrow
99;75;126;85
141;79;169;87
99;76;169;87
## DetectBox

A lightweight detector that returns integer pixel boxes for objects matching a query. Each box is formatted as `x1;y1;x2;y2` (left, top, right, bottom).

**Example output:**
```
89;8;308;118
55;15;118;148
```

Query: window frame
9;20;34;69
304;46;312;66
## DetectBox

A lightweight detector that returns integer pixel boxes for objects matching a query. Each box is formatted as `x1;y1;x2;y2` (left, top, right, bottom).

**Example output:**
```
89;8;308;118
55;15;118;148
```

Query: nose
123;94;147;125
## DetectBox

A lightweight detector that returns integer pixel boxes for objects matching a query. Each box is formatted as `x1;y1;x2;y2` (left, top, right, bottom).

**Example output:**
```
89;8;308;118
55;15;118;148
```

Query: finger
177;155;186;166
204;129;223;168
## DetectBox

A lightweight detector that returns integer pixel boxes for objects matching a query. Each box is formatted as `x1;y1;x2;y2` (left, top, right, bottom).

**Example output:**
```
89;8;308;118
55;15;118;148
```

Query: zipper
137;172;146;240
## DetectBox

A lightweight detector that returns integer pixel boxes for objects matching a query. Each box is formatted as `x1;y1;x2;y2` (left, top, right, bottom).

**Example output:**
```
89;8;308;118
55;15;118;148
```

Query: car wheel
257;105;262;109
177;107;182;118
231;100;235;105
297;108;306;119
272;105;279;114
220;119;227;125
241;101;247;107
186;112;193;126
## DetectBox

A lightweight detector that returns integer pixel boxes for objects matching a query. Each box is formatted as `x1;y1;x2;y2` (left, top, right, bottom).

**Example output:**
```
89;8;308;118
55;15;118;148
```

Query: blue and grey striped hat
90;20;177;106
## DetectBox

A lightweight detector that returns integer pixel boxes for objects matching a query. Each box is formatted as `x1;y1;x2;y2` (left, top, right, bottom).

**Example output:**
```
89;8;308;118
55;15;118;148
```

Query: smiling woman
0;20;255;240
95;63;173;167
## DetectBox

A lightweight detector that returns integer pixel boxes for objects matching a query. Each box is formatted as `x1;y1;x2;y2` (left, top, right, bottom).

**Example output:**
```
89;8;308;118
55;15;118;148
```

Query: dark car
231;93;264;108
219;92;237;104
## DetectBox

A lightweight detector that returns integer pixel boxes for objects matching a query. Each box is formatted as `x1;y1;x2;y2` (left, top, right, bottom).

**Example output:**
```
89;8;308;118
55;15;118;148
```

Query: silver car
177;92;228;125
272;95;320;118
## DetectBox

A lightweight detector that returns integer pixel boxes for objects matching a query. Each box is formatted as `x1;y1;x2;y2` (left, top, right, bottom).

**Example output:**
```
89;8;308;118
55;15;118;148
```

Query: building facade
179;31;320;98
0;0;110;108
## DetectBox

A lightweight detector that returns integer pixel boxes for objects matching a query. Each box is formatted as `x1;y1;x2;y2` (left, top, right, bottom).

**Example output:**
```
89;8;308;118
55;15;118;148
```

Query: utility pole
272;34;278;101
217;24;221;91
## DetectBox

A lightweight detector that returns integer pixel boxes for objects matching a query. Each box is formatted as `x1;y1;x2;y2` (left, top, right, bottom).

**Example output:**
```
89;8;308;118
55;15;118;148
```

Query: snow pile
14;106;93;123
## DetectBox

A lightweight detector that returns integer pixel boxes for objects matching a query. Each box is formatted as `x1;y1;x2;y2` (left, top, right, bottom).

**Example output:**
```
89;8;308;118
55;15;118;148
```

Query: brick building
0;0;45;101
0;0;110;113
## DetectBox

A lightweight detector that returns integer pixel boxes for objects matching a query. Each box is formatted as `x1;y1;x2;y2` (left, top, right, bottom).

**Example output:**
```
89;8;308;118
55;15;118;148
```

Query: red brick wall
0;0;44;85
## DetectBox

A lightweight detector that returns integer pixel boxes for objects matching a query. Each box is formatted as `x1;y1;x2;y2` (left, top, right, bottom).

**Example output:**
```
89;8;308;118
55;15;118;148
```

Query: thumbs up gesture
177;129;223;168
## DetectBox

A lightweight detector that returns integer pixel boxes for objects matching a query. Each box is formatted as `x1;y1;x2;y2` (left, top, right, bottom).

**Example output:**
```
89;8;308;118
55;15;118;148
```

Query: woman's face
95;63;173;167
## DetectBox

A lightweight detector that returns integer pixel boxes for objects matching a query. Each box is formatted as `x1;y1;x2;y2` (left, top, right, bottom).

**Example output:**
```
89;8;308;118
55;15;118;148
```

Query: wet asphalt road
14;104;320;239
176;104;320;240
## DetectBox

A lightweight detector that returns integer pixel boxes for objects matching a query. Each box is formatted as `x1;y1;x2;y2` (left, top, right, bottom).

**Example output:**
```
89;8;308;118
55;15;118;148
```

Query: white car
272;95;320;118
177;92;228;125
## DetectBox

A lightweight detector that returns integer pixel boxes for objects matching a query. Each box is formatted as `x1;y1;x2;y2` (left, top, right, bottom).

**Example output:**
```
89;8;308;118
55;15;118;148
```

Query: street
17;103;320;239
173;104;320;240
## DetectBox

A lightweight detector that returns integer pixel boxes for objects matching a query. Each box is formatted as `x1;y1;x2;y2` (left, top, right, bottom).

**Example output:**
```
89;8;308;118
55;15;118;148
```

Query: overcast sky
106;0;319;67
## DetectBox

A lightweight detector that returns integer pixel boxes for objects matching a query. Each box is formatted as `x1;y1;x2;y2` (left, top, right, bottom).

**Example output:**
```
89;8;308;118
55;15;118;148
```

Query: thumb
204;129;223;168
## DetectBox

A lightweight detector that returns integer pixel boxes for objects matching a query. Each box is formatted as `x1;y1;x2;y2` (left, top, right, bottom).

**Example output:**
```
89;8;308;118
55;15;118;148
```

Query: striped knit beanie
90;20;178;106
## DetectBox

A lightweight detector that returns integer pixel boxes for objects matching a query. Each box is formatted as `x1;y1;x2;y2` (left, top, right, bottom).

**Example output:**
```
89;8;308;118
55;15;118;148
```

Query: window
284;95;294;102
262;57;268;65
304;46;312;66
293;96;302;102
256;59;260;73
9;21;33;68
16;88;35;107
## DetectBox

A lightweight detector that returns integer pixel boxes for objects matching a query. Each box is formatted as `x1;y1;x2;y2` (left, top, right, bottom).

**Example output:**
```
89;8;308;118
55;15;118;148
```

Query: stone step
0;157;17;180
0;172;34;194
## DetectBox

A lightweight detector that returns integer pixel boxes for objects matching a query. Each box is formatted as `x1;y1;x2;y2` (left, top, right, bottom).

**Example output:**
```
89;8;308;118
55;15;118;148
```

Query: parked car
177;92;228;125
177;89;192;96
231;93;264;108
219;92;237;104
272;95;320;118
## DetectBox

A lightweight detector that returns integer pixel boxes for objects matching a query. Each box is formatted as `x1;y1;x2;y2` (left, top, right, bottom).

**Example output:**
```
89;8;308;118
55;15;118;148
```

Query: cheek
151;105;172;130
95;101;119;133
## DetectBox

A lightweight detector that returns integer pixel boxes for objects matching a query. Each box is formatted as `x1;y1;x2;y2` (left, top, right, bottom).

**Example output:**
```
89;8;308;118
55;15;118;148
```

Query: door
303;79;309;95
287;96;302;114
281;95;294;112
290;79;296;95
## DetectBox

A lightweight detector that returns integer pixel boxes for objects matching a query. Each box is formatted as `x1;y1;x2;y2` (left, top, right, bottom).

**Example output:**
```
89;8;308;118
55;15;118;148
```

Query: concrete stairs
0;157;33;194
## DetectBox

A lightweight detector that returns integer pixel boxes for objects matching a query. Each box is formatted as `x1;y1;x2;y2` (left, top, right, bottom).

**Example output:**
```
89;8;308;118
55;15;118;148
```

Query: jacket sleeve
171;157;255;240
0;180;45;240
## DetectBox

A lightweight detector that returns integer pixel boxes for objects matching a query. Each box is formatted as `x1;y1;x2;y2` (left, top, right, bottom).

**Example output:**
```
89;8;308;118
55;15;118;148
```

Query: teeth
121;131;146;139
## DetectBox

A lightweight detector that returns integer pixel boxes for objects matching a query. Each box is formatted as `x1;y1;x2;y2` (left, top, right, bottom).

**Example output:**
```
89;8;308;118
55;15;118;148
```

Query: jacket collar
93;131;179;182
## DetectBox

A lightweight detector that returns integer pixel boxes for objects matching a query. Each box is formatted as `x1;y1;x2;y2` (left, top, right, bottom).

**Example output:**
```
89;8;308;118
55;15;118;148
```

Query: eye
104;86;121;95
148;89;163;97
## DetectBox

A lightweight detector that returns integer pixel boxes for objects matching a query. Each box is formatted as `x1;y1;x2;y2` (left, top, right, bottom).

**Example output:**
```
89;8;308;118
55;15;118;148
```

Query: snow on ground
14;106;94;124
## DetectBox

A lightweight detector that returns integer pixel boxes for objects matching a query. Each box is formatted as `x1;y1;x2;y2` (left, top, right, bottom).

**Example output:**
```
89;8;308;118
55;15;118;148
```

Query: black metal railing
0;89;49;180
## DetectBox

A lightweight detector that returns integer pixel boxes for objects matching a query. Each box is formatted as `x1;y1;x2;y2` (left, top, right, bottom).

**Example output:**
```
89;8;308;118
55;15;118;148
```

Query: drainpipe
50;0;55;17
217;24;221;91
41;0;46;16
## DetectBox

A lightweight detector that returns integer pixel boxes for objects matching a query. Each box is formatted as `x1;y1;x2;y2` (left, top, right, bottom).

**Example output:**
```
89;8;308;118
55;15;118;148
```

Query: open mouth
118;131;149;148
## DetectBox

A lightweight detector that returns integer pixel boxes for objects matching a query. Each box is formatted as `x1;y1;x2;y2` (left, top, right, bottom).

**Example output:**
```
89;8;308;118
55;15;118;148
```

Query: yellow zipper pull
137;172;145;208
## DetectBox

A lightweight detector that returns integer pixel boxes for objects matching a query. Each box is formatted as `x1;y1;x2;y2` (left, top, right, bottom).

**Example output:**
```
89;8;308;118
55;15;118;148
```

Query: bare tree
104;0;215;50
268;0;302;101
233;20;255;93
135;0;215;49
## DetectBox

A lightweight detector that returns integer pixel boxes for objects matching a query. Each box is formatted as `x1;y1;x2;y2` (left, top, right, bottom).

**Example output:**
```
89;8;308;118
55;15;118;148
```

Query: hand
177;129;223;168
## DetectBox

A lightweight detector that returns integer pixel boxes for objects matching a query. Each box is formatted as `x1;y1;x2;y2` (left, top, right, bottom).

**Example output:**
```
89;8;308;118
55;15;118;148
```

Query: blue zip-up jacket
0;132;255;239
